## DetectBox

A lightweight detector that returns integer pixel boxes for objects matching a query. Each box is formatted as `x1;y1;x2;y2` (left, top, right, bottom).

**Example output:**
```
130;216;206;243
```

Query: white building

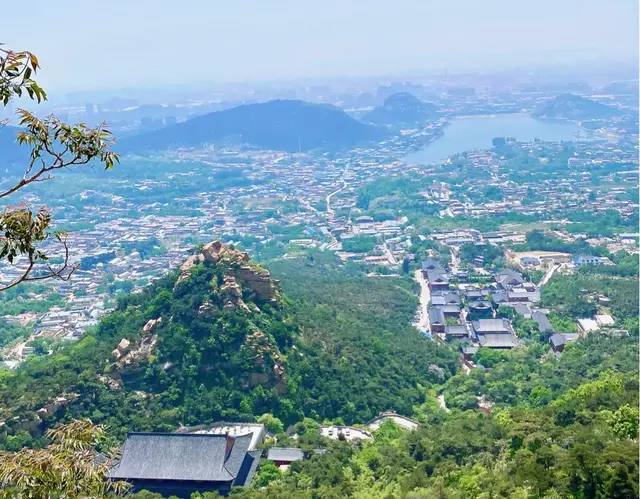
179;422;265;451
320;425;372;441
366;412;419;431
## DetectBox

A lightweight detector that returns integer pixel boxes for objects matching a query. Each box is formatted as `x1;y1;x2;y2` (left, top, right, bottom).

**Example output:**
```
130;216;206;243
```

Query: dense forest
128;334;639;498
217;360;638;499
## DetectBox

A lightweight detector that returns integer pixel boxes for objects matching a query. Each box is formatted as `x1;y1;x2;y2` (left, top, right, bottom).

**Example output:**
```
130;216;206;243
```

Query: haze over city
2;0;639;91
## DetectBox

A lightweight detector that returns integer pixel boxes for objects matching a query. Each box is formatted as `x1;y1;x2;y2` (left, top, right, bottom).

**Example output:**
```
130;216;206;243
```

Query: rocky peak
178;241;281;305
221;275;251;312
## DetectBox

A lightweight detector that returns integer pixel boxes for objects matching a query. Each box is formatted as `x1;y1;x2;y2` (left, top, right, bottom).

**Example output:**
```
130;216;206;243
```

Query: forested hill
0;243;458;447
532;93;622;120
363;92;438;126
118;100;386;153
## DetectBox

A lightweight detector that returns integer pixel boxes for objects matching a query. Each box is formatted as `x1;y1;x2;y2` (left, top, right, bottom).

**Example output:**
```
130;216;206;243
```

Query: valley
0;45;638;498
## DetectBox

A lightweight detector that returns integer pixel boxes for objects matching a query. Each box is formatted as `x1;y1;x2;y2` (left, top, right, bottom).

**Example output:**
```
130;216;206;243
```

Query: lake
403;114;579;164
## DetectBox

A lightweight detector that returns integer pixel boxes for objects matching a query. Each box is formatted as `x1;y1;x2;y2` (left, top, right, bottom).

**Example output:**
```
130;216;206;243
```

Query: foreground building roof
110;432;259;488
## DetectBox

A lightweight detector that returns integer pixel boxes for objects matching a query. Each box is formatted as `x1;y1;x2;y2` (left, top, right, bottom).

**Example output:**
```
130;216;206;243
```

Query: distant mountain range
119;99;386;153
532;93;622;121
363;92;438;126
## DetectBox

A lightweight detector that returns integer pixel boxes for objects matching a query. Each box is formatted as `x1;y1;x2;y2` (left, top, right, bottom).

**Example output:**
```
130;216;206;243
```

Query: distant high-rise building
85;103;94;115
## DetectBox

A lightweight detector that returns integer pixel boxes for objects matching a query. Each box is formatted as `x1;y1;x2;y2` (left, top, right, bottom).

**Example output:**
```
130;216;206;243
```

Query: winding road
383;241;398;265
299;198;318;213
325;181;348;220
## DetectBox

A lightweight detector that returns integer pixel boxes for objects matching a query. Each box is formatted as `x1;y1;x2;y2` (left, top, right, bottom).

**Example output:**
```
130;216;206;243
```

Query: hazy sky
3;0;638;91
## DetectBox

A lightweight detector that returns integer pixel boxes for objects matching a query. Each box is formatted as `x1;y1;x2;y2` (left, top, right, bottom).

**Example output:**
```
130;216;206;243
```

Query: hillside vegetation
0;244;457;448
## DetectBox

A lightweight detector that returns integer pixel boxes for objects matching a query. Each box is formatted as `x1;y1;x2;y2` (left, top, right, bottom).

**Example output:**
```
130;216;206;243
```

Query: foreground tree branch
0;419;130;498
0;112;118;200
0;45;119;290
0;232;77;292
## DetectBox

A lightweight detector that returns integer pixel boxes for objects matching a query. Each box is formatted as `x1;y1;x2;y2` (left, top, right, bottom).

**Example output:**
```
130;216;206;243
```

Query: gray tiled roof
507;289;541;302
472;319;511;333
469;300;492;309
428;307;445;325
431;292;460;305
430;295;446;306
441;304;461;314
110;432;253;483
440;292;461;303
225;433;253;479
495;269;525;287
421;259;440;270
267;447;304;462
512;303;532;316
477;333;519;348
445;325;468;336
549;333;566;347
427;269;449;283
232;449;261;488
491;291;508;303
533;311;554;333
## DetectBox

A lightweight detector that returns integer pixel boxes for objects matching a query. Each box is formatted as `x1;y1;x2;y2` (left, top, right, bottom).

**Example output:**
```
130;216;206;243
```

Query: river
403;114;579;164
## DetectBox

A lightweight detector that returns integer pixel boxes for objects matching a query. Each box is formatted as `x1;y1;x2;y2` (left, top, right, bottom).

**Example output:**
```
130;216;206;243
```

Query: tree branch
0;236;76;292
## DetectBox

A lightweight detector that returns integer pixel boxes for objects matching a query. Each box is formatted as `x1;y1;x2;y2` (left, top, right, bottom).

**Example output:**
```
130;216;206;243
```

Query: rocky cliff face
178;241;281;307
109;317;161;377
244;330;287;395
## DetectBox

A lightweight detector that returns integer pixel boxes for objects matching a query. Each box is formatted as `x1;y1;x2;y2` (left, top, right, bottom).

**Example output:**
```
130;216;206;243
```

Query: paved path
450;246;460;273
299;198;318;213
326;181;347;219
383;241;398;265
437;394;450;412
414;269;430;331
539;262;560;286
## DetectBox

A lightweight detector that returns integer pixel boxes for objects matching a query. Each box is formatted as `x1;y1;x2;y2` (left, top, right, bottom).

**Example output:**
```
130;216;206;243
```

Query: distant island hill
0;93;627;170
117;99;386;154
362;92;439;126
531;93;623;121
114;93;625;157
